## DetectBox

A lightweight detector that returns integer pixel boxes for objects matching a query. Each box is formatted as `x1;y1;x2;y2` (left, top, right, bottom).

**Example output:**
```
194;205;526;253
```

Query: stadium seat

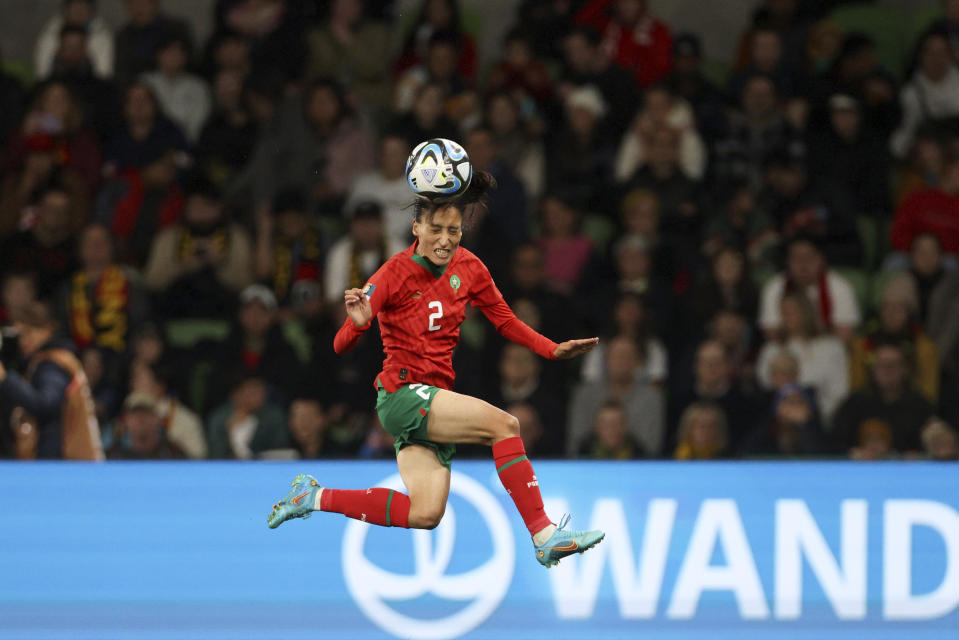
165;318;231;349
829;4;909;79
281;320;313;364
834;266;871;315
582;214;615;253
869;268;899;314
701;58;731;87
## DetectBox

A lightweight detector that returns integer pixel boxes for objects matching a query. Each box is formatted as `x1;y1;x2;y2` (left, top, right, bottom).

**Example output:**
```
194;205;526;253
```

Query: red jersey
333;243;559;392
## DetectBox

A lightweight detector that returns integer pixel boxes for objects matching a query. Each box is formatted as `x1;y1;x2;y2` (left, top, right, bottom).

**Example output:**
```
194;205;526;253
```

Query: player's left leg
427;389;604;567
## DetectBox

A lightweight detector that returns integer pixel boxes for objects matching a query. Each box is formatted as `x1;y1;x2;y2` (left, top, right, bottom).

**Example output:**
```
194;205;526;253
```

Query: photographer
0;301;102;460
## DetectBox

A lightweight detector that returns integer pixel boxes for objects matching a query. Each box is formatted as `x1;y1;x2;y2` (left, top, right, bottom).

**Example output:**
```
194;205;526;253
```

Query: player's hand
553;337;599;360
344;288;373;327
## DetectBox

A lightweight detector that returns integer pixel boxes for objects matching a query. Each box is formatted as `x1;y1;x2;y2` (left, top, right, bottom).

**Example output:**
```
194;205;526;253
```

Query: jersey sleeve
468;258;559;360
333;262;393;354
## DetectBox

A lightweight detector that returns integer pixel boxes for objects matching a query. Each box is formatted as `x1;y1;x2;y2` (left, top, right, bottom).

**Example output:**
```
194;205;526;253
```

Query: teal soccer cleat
534;514;605;568
267;474;323;529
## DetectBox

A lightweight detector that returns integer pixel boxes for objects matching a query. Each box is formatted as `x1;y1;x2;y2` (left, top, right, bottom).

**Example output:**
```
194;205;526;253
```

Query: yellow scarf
272;229;322;300
177;227;229;262
69;266;130;352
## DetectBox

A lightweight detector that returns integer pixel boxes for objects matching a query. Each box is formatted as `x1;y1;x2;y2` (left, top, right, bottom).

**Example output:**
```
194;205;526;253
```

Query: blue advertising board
0;461;956;639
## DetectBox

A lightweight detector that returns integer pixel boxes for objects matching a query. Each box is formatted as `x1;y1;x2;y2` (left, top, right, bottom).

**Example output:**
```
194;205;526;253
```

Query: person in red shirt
889;160;959;268
267;169;605;568
575;0;673;88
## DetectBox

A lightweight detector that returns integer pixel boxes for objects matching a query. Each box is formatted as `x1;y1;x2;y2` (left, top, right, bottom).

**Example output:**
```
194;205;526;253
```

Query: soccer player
267;172;604;568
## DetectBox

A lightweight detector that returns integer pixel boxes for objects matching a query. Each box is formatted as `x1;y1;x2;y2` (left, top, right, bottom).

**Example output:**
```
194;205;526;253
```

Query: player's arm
469;260;598;360
333;266;391;354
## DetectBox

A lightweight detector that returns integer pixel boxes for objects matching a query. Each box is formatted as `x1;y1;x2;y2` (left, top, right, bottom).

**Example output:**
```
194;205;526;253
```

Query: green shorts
375;379;455;470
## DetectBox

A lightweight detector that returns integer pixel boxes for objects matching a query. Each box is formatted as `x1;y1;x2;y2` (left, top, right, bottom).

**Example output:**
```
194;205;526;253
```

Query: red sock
319;488;410;528
492;436;552;536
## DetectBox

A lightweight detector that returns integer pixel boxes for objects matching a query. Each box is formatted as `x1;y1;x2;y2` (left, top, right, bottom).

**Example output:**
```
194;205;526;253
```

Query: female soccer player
267;172;604;568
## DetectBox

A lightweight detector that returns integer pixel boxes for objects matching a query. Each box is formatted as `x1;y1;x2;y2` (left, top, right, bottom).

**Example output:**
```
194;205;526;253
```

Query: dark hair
59;24;88;40
567;25;600;47
411;170;497;227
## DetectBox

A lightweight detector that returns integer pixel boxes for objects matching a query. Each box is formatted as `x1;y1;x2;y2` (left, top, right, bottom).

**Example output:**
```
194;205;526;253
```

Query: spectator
894;131;947;205
889;159;959;268
673;401;729;460
581;292;668;385
590;234;671;337
488;344;566;455
909;233;959;326
103;82;189;175
891;30;959;159
288;396;337;459
460;127;527;280
386;82;459;144
758;236;861;341
742;381;825;457
499;243;575;342
802;19;843;84
833;342;935;454
920;416;959;461
0;182;79;296
195;68;257;188
34;0;113;80
664;32;727;141
0;271;38;328
618;188;677;281
536;195;593;295
141;34;211;143
849;274;939;404
208;284;303;407
324;201;405;306
345;133;415;247
485;91;546;203
575;0;673;88
929;0;959;57
55;224;150;374
106;392;185;459
557;25;639;137
546;85;615;208
394;0;477;81
243;79;375;213
143;176;253;317
95;147;184;268
567;335;666;457
207;373;288;459
701;180;776;269
706;309;757;388
578;399;644;459
45;25;120;137
209;0;307;83
486;28;553;108
686;246;759;336
807;94;891;220
3;81;102;195
757;145;862;267
305;0;392;113
670;339;758;451
394;31;476;126
129;358;206;458
254;190;324;308
114;0;193;86
712;73;797;191
0;132;90;237
756;292;849;422
0;301;102;460
848;418;897;460
615;85;707;182
81;345;120;425
728;25;793;98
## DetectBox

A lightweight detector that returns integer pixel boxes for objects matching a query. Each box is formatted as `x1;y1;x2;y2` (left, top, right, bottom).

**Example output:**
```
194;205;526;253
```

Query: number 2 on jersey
428;301;443;331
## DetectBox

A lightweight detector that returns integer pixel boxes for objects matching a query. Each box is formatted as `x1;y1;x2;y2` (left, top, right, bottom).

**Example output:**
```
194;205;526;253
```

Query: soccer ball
406;138;473;201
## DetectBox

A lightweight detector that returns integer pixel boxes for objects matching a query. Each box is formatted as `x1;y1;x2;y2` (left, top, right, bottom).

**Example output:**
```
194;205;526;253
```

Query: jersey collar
409;241;450;278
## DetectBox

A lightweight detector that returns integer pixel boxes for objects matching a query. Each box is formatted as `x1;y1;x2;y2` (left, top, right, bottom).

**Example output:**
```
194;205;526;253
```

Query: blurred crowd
0;0;958;462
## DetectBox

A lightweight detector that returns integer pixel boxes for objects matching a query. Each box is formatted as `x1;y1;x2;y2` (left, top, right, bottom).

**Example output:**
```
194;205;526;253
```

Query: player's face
413;206;463;266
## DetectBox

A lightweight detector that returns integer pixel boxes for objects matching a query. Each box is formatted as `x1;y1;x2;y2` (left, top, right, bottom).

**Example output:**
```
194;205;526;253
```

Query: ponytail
411;170;498;228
